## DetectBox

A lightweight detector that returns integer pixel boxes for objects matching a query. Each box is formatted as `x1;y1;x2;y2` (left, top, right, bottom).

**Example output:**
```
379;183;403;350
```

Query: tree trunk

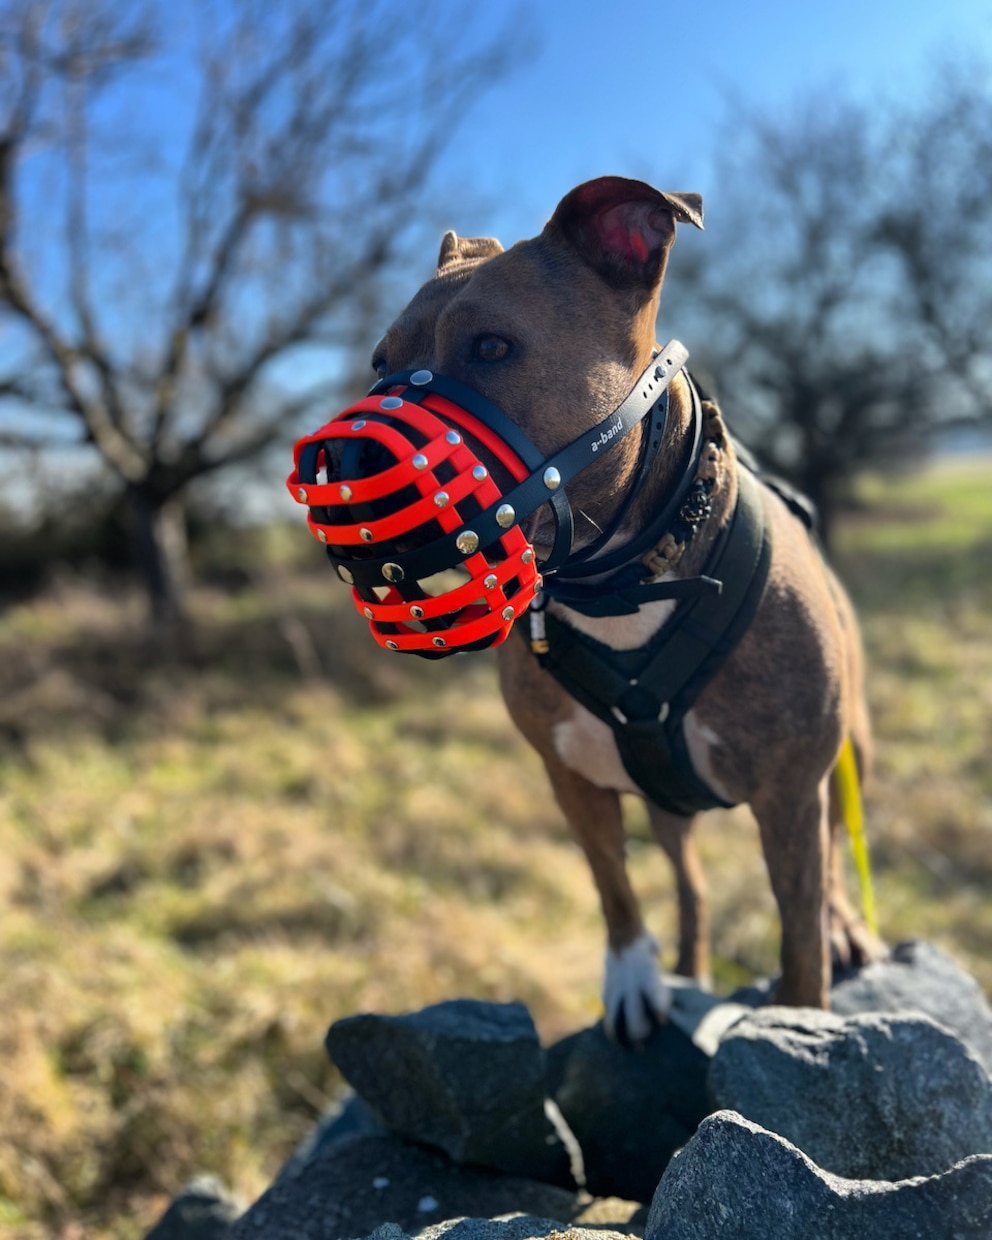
127;487;191;633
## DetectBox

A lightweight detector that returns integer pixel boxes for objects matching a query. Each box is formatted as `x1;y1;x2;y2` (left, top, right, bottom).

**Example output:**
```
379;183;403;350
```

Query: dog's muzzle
288;349;687;656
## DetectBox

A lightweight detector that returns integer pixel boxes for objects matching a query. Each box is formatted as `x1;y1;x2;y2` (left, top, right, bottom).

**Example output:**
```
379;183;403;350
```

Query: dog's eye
473;335;511;363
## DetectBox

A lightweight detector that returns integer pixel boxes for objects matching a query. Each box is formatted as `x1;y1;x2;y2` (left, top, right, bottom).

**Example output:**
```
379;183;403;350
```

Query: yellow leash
833;736;879;935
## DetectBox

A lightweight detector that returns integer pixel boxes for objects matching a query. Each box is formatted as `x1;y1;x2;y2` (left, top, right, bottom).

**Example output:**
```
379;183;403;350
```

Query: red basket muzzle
288;347;687;657
288;375;542;654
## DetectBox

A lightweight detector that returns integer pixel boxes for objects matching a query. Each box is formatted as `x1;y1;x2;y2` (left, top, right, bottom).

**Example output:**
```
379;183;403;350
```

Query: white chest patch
550;595;676;651
552;706;641;794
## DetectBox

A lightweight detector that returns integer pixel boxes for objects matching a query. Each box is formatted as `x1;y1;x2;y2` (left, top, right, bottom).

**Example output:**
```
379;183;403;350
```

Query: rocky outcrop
645;1111;992;1240
144;941;992;1240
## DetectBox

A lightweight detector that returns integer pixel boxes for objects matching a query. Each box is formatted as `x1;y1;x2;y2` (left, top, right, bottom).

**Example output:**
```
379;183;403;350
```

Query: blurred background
1;1;991;1235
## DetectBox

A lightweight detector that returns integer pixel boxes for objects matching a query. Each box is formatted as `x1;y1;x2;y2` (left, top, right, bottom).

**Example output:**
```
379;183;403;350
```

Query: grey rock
546;1019;711;1202
277;1091;386;1182
143;1175;240;1240
709;1007;992;1180
357;1218;637;1240
230;1133;587;1240
832;939;992;1073
325;1000;573;1186
646;1110;992;1240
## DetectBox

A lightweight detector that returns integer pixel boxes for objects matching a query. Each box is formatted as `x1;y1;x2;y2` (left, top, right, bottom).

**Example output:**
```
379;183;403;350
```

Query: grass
0;457;991;1237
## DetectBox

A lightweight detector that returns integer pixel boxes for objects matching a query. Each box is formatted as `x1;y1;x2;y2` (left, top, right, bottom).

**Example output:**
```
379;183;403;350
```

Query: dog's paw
603;932;671;1045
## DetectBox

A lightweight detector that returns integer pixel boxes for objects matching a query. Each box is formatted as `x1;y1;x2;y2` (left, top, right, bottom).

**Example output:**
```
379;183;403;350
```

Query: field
1;458;990;1238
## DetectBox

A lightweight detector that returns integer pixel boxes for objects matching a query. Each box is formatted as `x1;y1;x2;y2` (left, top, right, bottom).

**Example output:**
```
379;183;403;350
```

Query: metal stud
495;503;515;528
359;527;374;542
521;549;534;564
434;491;450;508
363;607;374;619
432;636;447;648
501;605;515;621
339;484;353;501
380;396;403;410
337;565;354;583
472;465;488;482
385;640;399;650
382;563;405;583
483;573;498;589
410;605;425;619
543;466;562;490
296;487;308;503
411;453;429;471
455;530;480;555
317;529;328;544
410;370;434;386
446;431;461;445
351;419;366;431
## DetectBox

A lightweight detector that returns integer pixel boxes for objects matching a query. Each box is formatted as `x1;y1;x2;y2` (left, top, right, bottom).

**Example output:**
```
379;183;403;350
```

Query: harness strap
532;467;772;815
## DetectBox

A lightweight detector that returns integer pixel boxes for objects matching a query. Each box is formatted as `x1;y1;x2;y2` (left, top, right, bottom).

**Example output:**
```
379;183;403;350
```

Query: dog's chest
546;597;732;804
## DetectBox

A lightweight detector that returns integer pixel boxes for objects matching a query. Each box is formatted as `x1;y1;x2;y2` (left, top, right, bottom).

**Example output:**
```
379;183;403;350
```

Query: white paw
603;932;671;1043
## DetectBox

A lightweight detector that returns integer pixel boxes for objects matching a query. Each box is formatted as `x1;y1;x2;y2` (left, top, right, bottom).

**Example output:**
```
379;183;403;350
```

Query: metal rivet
535;575;544;590
410;369;434;386
382;563;405;583
446;430;461;445
521;549;534;564
363;607;374;619
483;573;498;589
380;396;403;410
501;606;515;621
472;465;488;482
359;527;374;542
337;565;354;583
432;636;447;648
434;491;450;508
455;530;480;555
339;484;353;501
385;640;399;650
412;453;429;471
410;605;425;619
351;419;366;430
317;529;328;544
495;503;515;528
296;487;308;502
543;466;561;490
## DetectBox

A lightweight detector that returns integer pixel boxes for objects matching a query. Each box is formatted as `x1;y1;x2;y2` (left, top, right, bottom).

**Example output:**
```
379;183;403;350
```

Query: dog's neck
611;368;738;583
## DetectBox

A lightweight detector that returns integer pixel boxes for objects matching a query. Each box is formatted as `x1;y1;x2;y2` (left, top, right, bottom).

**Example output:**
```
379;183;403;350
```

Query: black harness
528;371;780;816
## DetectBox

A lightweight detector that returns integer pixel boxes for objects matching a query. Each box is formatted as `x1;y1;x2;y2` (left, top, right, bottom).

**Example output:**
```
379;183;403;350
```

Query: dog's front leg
752;777;832;1008
646;803;710;985
542;751;670;1042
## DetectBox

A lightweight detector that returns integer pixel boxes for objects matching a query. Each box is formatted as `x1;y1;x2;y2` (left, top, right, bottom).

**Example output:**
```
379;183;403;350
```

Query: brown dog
339;176;886;1040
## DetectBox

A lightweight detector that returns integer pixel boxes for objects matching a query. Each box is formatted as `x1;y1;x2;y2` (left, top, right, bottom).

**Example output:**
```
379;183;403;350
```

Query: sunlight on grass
0;456;990;1235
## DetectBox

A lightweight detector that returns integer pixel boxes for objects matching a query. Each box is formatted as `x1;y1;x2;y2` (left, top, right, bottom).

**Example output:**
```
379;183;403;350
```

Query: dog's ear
437;231;504;273
548;177;703;290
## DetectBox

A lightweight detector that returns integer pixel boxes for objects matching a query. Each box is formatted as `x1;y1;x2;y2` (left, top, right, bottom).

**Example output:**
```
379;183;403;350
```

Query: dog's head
289;177;703;655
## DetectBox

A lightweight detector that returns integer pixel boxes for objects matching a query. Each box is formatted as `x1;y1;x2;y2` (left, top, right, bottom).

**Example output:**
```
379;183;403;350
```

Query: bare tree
874;62;992;423
0;0;518;627
664;74;991;543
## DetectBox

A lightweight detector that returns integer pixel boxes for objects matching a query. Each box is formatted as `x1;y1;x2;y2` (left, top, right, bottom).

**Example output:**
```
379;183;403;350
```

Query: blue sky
428;0;992;243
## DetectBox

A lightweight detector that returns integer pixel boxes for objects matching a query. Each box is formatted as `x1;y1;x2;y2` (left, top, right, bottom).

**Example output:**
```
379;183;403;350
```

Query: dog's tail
833;737;879;935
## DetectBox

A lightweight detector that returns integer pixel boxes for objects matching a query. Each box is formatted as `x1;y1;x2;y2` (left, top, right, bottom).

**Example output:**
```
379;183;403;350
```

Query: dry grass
0;459;990;1237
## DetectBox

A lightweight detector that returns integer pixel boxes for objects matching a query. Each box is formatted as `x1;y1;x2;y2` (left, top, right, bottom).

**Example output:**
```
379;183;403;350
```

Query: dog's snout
325;434;395;484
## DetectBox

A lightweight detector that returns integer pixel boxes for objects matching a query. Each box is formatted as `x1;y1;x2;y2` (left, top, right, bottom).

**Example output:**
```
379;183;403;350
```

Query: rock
832;940;992;1073
546;1019;711;1202
325;1000;574;1187
709;1007;992;1180
277;1092;386;1182
229;1133;605;1240
356;1218;637;1240
143;1175;240;1240
645;1110;992;1240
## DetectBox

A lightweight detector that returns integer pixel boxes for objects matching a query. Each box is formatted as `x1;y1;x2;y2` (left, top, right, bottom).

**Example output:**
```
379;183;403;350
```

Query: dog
293;176;887;1042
